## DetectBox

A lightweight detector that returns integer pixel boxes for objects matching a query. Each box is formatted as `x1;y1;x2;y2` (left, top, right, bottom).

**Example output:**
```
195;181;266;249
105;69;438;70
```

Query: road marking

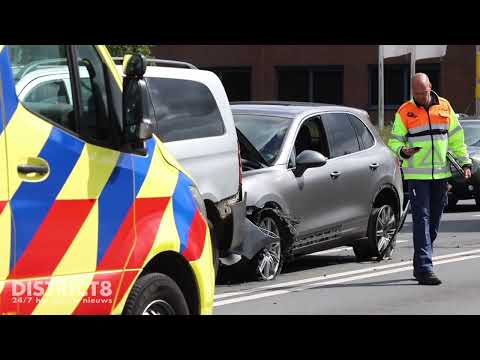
214;248;480;301
473;215;480;217
214;252;480;307
305;240;409;256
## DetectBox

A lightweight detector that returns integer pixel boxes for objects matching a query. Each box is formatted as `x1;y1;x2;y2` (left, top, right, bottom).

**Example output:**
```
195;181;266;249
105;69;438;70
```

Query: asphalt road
214;199;480;314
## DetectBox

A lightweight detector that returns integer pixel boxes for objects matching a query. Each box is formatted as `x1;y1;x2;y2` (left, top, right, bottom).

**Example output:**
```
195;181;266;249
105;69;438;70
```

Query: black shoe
414;271;442;285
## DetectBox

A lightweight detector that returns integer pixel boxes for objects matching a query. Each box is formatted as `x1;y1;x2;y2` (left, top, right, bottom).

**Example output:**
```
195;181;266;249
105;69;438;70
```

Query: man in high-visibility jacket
389;73;472;285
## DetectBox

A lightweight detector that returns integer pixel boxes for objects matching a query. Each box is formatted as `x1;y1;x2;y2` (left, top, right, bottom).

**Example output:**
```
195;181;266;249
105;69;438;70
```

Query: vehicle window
146;77;225;142
294;117;328;157
76;45;110;142
462;124;480;147
24;79;70;105
347;114;375;149
234;114;291;165
321;113;361;158
8;45;75;130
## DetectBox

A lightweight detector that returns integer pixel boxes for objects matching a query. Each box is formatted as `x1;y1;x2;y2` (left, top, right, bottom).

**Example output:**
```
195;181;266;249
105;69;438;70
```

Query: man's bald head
412;73;432;107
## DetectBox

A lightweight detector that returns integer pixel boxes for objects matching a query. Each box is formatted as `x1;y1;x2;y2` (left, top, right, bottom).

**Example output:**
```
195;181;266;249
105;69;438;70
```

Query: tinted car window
348;114;375;149
322;113;360;158
146;77;225;142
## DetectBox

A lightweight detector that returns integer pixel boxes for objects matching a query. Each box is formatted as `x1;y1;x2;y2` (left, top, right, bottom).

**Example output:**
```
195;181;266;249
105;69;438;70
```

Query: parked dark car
446;118;480;210
231;102;409;281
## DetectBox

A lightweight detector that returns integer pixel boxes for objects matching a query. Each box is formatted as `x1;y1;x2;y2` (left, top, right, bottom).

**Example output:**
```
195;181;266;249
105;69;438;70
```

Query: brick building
151;45;477;125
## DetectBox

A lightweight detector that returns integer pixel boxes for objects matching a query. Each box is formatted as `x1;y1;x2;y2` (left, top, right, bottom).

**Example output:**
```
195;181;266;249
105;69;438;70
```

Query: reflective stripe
403;166;450;175
408;123;449;135
448;126;462;137
391;134;407;142
408;134;448;143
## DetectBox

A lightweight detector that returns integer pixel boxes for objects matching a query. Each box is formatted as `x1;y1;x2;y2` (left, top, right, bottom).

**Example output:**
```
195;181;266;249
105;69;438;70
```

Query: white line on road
214;253;480;307
214;248;480;302
305;240;409;256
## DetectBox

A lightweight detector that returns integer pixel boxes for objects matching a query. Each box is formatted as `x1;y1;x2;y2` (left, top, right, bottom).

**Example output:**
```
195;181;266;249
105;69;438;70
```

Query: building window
369;63;440;108
277;66;343;104
203;67;251;101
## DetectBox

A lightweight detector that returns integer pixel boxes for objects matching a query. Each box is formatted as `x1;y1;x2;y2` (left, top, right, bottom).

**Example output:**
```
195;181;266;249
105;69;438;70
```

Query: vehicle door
346;113;384;230
145;74;238;202
2;45;133;314
281;115;336;239
320;112;366;240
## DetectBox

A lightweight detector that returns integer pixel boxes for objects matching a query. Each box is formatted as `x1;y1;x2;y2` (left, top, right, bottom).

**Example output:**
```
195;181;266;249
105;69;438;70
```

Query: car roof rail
16;58;68;79
112;57;197;70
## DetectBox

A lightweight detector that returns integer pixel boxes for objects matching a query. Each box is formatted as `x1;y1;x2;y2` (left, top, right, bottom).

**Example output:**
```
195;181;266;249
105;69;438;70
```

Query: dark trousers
407;179;448;273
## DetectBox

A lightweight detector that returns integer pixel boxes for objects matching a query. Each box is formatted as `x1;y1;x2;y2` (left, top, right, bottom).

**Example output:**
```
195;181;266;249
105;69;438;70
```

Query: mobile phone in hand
412;146;422;152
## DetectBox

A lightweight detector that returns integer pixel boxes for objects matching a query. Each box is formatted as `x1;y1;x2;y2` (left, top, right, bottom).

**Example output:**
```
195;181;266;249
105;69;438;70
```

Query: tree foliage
106;45;152;58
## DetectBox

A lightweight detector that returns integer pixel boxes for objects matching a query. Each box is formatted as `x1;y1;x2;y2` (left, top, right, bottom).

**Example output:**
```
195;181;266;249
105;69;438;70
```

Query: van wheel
123;273;189;315
249;209;291;281
354;204;397;261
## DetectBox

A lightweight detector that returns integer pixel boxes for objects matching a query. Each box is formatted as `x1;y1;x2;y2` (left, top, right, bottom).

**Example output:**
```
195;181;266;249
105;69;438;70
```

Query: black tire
352;240;371;261
248;209;293;281
123;273;189;315
446;194;457;211
354;204;397;261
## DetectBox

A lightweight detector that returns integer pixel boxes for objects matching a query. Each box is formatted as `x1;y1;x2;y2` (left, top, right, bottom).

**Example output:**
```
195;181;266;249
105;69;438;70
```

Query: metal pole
410;45;416;98
476;45;480;117
379;45;384;130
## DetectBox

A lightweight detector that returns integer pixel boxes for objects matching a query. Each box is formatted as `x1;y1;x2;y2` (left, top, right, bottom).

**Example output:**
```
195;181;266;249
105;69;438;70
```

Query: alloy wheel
375;205;397;254
257;217;282;280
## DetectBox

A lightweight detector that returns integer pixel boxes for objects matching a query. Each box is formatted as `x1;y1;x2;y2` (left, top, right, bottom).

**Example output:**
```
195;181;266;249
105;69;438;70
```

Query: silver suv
233;102;408;281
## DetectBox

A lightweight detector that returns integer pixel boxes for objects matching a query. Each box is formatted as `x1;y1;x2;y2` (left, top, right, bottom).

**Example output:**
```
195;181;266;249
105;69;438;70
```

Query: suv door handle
369;163;380;170
330;171;342;179
17;164;49;175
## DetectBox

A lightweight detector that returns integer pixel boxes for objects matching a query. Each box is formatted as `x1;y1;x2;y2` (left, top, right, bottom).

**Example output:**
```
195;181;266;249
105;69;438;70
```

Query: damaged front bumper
219;195;280;266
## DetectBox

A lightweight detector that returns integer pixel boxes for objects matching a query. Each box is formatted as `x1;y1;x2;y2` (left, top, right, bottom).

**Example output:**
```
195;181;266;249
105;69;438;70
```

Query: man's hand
463;166;472;180
401;146;422;157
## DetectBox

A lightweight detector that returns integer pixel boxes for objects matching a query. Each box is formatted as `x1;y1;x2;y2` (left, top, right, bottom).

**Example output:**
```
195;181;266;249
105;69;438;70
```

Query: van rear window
146;77;225;142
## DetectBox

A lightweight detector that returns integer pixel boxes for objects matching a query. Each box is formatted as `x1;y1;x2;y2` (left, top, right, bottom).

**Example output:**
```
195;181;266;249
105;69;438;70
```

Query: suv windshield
233;113;291;165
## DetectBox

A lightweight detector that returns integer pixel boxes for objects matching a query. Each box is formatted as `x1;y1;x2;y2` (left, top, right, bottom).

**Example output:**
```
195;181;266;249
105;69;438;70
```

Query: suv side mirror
122;54;153;150
293;150;328;177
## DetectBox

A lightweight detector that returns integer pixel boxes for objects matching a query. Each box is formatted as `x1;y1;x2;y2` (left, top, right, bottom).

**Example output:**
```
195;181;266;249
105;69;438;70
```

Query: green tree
106;45;152;58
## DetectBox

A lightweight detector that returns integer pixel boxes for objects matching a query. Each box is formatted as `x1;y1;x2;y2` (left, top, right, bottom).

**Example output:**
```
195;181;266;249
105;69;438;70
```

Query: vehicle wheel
207;220;219;278
249;209;291;281
354;204;397;261
123;273;189;315
446;194;457;211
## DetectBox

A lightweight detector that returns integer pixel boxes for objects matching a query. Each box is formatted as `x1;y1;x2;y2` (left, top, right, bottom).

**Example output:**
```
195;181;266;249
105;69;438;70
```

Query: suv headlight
189;185;207;220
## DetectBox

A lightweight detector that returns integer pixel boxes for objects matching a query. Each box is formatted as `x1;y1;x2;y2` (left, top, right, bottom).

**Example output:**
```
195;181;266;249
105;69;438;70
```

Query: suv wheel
249;209;292;281
354;204;397;261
